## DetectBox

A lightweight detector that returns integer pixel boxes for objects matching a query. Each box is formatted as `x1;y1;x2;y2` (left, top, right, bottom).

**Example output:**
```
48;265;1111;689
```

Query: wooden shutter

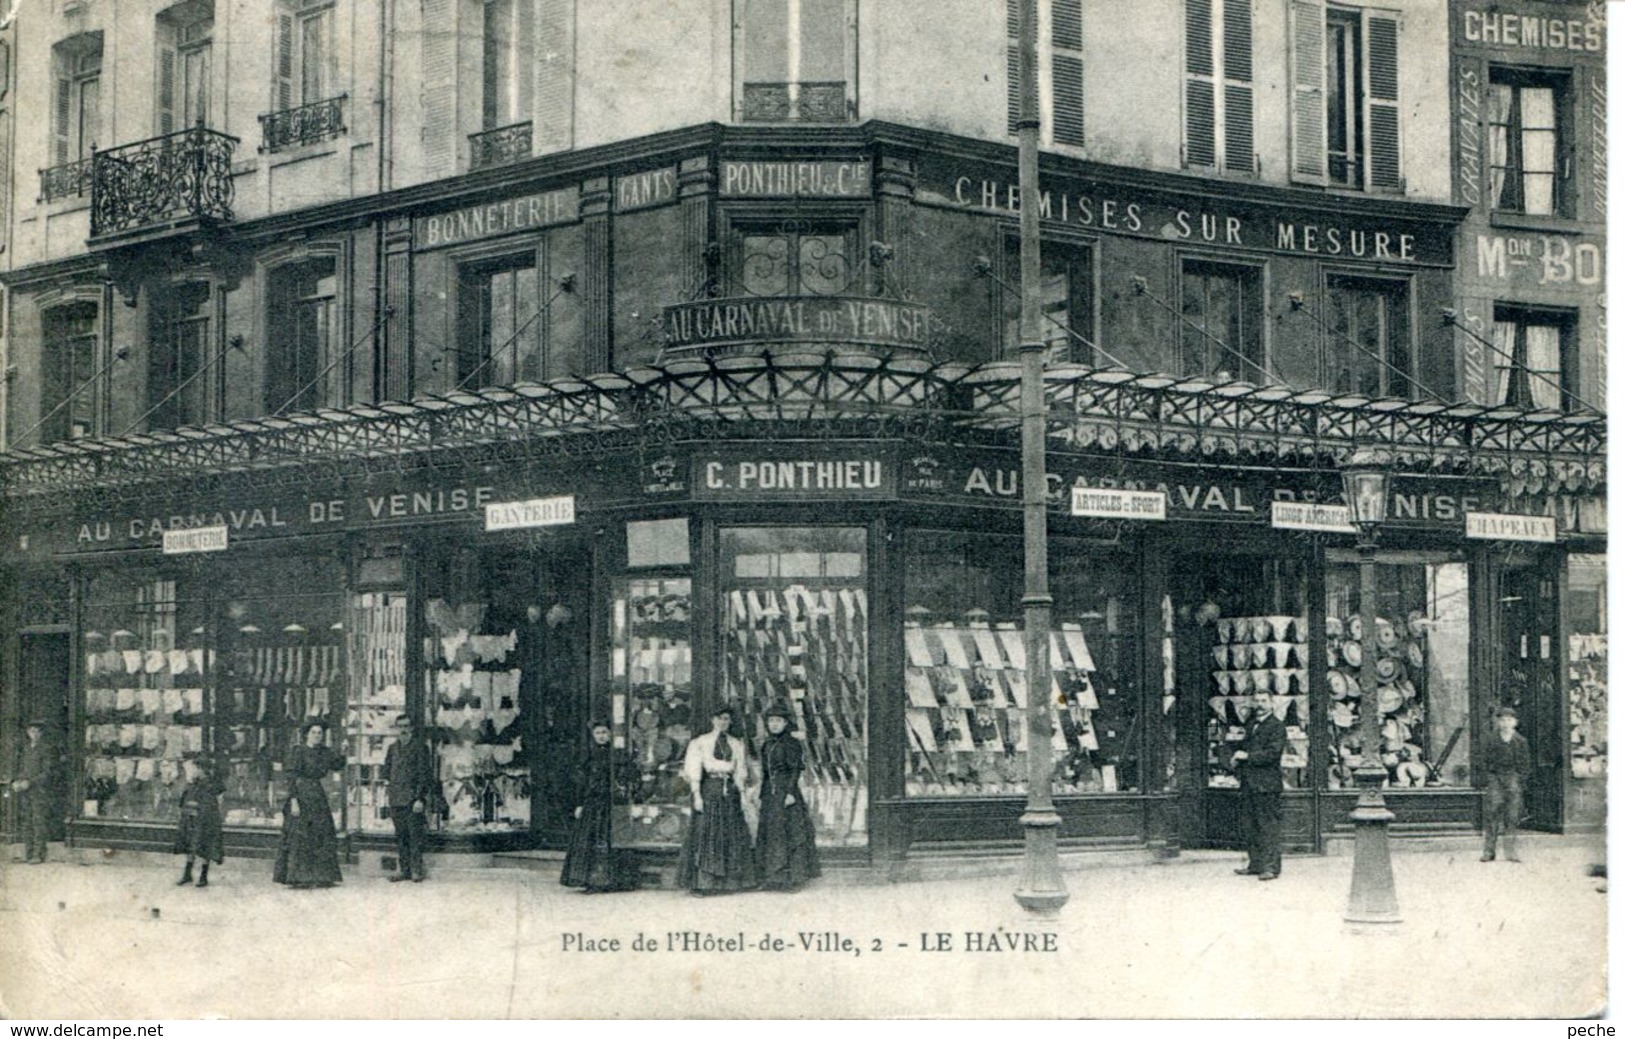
1005;0;1019;135
1184;0;1216;167
1051;0;1084;146
1364;11;1402;190
421;0;457;170
534;0;575;152
1288;0;1327;184
157;43;177;135
54;76;71;165
275;12;294;111
1221;0;1253;174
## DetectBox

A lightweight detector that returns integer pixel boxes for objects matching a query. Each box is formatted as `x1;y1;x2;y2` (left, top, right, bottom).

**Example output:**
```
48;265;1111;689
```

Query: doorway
1497;553;1564;832
17;632;71;841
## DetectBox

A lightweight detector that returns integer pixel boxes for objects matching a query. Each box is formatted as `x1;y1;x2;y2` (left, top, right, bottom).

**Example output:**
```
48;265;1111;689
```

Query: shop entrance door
18;632;71;840
1498;558;1563;833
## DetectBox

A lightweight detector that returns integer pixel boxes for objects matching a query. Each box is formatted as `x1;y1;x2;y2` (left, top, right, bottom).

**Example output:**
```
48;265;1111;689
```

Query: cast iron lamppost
1011;0;1068;917
1341;447;1401;927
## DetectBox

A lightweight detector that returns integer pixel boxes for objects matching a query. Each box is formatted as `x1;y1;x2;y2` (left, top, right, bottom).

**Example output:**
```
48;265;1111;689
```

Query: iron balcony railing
741;81;851;123
259;94;347;154
469;121;532;171
39;156;94;202
90;121;238;240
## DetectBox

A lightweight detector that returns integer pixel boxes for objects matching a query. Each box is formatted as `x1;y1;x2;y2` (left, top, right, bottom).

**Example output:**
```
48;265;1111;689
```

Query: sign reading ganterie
1464;511;1557;543
663;296;931;352
416;187;581;249
485;495;577;531
719;160;870;198
693;445;895;501
162;525;229;555
1269;501;1355;535
1071;488;1167;521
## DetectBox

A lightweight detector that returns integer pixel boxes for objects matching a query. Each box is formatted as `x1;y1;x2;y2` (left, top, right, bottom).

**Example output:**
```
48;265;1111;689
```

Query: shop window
1184;0;1254;174
610;574;693;845
627;518;691;568
1004;0;1084;147
157;0;214;134
1489;68;1571;218
147;281;215;430
51;32;102;167
482;0;534;131
1179;259;1264;381
720;527;868;844
1564;554;1605;781
456;255;542;389
40;301;99;444
265;258;338;413
1325;275;1412;398
1289;2;1401;191
1002;237;1094;364
1492;305;1577;411
274;0;335;113
737;0;854;123
903;532;1141;797
730;222;858;298
1324;553;1472;788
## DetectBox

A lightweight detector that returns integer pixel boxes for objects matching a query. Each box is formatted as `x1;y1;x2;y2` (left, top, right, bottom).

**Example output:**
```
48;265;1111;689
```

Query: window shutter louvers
275;13;294;112
1364;12;1401;190
421;0;457;170
1288;0;1327;184
534;0;574;153
54;76;71;165
1005;0;1019;135
1051;0;1084;146
1221;0;1253;173
1184;0;1216;167
158;44;176;135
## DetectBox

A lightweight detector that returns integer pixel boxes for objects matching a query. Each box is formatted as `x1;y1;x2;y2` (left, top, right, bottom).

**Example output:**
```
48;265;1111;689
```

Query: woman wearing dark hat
755;702;821;892
272;721;345;889
173;760;226;887
561;720;637;893
676;704;759;895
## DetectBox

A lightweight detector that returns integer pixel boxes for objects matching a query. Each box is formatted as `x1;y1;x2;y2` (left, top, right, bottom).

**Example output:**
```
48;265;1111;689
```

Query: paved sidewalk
0;835;1607;1019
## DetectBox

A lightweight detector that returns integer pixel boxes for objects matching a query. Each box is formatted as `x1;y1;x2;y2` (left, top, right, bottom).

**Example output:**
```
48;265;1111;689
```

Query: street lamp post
1341;448;1401;927
1011;0;1068;917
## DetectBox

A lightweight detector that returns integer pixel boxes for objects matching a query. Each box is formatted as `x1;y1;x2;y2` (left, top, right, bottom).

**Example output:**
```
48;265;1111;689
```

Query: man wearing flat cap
384;712;436;882
1481;706;1530;862
10;720;55;864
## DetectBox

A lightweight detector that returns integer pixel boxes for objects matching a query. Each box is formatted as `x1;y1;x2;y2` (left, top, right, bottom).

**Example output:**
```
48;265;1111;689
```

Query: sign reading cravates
1071;488;1167;521
1464;511;1557;543
162;525;229;555
485;495;577;531
1269;501;1356;534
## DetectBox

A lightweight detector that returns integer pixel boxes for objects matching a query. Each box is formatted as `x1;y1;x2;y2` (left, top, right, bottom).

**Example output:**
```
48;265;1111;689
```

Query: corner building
0;0;1604;868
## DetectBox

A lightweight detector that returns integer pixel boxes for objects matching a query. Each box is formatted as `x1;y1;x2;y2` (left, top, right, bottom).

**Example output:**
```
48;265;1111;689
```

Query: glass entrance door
1498;554;1564;832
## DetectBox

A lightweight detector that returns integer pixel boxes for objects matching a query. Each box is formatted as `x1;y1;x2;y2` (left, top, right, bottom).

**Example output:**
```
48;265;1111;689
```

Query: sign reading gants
663;296;931;353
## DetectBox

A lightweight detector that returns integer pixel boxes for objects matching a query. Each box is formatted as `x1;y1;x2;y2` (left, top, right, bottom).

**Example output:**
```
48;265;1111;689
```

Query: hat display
1341;641;1363;668
1328;670;1349;699
1374;657;1402;683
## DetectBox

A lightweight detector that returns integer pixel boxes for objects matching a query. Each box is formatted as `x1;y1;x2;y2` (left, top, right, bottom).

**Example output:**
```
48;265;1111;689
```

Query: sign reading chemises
1464;512;1557;543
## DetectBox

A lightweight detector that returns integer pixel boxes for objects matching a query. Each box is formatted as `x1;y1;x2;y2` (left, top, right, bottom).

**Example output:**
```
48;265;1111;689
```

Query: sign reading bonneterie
415;187;581;248
663;296;931;352
162;525;229;555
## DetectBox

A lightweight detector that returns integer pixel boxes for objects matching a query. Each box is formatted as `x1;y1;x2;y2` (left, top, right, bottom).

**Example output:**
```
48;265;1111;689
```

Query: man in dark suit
10;720;55;864
1232;689;1286;880
384;713;436;883
1481;705;1531;863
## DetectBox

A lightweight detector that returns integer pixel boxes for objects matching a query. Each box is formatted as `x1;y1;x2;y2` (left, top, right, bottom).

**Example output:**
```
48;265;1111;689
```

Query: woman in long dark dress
676;704;758;895
173;761;225;887
755;703;821;891
273;721;344;889
560;720;636;892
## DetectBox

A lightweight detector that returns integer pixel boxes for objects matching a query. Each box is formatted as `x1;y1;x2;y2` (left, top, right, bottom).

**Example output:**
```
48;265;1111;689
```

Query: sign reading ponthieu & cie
1464;511;1557;543
719;160;871;198
1070;488;1167;521
162;525;229;555
485;495;577;531
663;296;931;352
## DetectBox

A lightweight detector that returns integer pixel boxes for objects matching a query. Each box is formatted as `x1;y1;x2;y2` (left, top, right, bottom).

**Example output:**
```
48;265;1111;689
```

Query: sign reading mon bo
663;296;931;352
417;187;580;248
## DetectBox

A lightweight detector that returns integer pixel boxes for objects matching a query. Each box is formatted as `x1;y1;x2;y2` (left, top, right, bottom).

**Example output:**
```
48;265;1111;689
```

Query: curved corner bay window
1565;554;1605;780
903;533;1140;797
1325;552;1472;788
721;527;868;845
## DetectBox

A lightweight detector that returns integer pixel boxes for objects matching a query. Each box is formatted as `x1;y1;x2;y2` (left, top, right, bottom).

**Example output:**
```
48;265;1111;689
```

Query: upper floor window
1179;259;1264;381
1289;1;1401;191
148;282;215;430
1326;276;1412;398
1005;0;1083;147
41;301;100;444
457;255;542;390
267;259;340;413
1489;68;1571;218
731;221;858;297
1002;237;1094;364
276;0;335;113
738;0;854;123
52;33;103;167
1493;305;1577;411
1184;0;1254;174
158;0;214;134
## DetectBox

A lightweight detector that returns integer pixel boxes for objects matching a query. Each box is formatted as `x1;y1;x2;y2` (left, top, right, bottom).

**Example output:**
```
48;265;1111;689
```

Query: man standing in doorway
1481;706;1530;863
1232;689;1285;881
10;720;55;864
384;712;436;883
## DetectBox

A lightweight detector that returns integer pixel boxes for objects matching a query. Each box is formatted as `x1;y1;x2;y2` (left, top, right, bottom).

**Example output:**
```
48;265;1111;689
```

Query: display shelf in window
1568;633;1606;778
344;592;407;834
610;577;693;846
423;598;529;834
1203;615;1311;790
81;630;208;821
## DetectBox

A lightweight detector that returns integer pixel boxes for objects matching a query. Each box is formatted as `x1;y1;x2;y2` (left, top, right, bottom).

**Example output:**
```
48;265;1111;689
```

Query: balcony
469;121;532;171
90;122;238;242
39;157;94;203
740;81;851;123
259;94;347;154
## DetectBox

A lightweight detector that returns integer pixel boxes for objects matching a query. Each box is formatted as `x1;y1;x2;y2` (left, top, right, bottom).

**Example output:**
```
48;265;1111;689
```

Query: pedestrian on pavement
383;712;435;884
560;720;637;892
173;760;225;887
1231;688;1285;881
676;704;759;896
10;720;55;864
1482;705;1531;863
755;702;820;892
272;720;345;889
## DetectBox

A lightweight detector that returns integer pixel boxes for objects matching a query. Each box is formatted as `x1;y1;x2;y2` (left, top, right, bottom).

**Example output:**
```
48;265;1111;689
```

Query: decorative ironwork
39;157;94;202
90;122;238;240
0;355;1605;504
469;121;532;171
741;81;850;123
259;94;347;154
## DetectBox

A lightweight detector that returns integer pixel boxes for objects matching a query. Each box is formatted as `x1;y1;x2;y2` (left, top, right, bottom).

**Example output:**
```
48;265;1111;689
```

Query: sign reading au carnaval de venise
663;296;931;352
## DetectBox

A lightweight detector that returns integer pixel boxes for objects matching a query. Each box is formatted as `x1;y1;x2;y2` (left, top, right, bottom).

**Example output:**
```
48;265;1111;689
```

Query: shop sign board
484;495;577;531
693;444;896;500
1070;487;1167;521
1268;501;1355;535
614;166;678;212
662;296;931;352
719;160;871;198
415;187;581;249
1458;4;1604;52
161;525;229;555
1464;511;1557;543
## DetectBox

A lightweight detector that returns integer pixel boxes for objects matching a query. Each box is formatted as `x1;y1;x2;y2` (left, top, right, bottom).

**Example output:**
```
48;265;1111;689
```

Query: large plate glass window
1565;554;1605;782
